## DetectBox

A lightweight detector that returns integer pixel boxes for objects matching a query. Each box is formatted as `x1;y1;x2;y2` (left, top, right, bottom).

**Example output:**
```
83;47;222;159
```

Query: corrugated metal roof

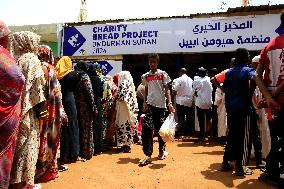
227;4;284;13
64;4;284;26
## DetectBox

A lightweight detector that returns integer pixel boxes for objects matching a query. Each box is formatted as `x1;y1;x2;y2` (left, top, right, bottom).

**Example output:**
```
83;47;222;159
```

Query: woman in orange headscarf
56;57;81;164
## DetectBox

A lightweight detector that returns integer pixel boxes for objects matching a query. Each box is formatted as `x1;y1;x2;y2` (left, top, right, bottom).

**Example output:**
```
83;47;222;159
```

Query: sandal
71;157;86;163
94;151;102;156
139;156;152;166
58;165;69;172
36;171;59;183
157;151;169;160
123;146;131;153
243;166;253;175
117;147;125;154
235;166;253;176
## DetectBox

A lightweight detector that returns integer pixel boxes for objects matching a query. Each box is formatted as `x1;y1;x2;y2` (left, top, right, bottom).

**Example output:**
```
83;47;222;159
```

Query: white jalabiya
214;88;227;137
252;87;271;158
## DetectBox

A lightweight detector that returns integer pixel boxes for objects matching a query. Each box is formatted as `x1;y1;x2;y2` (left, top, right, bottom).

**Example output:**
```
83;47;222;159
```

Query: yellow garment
55;56;72;80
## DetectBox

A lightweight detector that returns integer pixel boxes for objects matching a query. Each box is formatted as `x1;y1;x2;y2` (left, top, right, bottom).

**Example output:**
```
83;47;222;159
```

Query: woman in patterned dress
0;21;25;189
87;64;104;155
105;75;118;147
74;62;96;160
9;31;46;189
35;45;66;182
115;71;138;153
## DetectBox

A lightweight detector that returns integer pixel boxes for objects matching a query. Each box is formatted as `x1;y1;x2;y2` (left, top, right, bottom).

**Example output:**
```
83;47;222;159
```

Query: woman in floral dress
115;71;138;153
9;31;46;189
35;45;66;183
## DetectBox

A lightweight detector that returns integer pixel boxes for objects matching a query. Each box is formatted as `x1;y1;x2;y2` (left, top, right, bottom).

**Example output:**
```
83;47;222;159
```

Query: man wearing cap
254;11;284;186
242;55;265;168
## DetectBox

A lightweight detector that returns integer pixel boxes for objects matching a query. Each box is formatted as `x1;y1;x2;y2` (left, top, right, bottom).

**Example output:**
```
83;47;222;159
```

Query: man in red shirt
210;58;235;90
255;11;284;187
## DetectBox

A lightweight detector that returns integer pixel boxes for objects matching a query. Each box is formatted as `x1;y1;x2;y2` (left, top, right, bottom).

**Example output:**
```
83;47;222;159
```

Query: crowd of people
0;11;284;189
0;20;142;189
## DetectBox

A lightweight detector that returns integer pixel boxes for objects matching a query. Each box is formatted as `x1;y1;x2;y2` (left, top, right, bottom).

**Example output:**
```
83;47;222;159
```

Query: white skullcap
252;55;260;63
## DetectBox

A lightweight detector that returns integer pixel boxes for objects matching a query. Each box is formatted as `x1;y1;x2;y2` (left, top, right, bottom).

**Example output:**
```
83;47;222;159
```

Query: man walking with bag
139;54;175;166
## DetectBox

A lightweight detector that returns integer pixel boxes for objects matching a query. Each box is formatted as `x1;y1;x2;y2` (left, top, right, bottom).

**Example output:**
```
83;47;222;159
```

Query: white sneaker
139;156;152;166
157;151;169;160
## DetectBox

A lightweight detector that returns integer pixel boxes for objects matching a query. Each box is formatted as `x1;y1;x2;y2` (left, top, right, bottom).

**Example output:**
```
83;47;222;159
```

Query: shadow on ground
117;157;140;165
201;162;235;188
176;140;225;148
193;150;224;156
117;157;167;170
201;163;277;189
235;179;277;189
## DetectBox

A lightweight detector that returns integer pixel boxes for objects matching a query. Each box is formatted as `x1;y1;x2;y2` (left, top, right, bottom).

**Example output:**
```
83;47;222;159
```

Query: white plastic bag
159;113;177;142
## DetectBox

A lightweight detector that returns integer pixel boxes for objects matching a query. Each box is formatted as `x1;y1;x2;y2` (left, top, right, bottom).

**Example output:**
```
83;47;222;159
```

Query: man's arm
172;79;177;96
249;79;256;99
142;75;148;112
210;77;223;91
273;80;284;98
253;63;280;111
165;84;175;113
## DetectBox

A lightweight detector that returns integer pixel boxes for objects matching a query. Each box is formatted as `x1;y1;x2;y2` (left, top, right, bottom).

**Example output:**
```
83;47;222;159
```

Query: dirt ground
42;137;276;189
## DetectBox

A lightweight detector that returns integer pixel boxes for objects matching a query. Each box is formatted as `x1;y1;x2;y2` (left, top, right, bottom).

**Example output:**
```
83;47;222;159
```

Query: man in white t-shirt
172;68;194;137
193;67;213;142
139;54;175;166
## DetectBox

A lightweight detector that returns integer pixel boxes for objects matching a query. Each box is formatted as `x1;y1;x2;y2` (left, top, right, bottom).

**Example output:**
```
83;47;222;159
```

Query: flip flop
58;165;69;172
71;157;86;163
235;166;253;176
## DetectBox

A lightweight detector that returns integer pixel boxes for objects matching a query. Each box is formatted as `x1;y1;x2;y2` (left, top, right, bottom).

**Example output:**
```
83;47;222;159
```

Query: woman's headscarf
74;62;89;72
88;63;102;78
10;31;46;119
113;73;119;86
10;31;40;60
38;45;54;65
0;20;10;39
55;56;72;80
117;71;138;125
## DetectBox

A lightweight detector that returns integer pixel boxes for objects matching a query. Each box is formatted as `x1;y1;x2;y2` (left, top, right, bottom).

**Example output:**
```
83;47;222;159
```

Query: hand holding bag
159;113;177;142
